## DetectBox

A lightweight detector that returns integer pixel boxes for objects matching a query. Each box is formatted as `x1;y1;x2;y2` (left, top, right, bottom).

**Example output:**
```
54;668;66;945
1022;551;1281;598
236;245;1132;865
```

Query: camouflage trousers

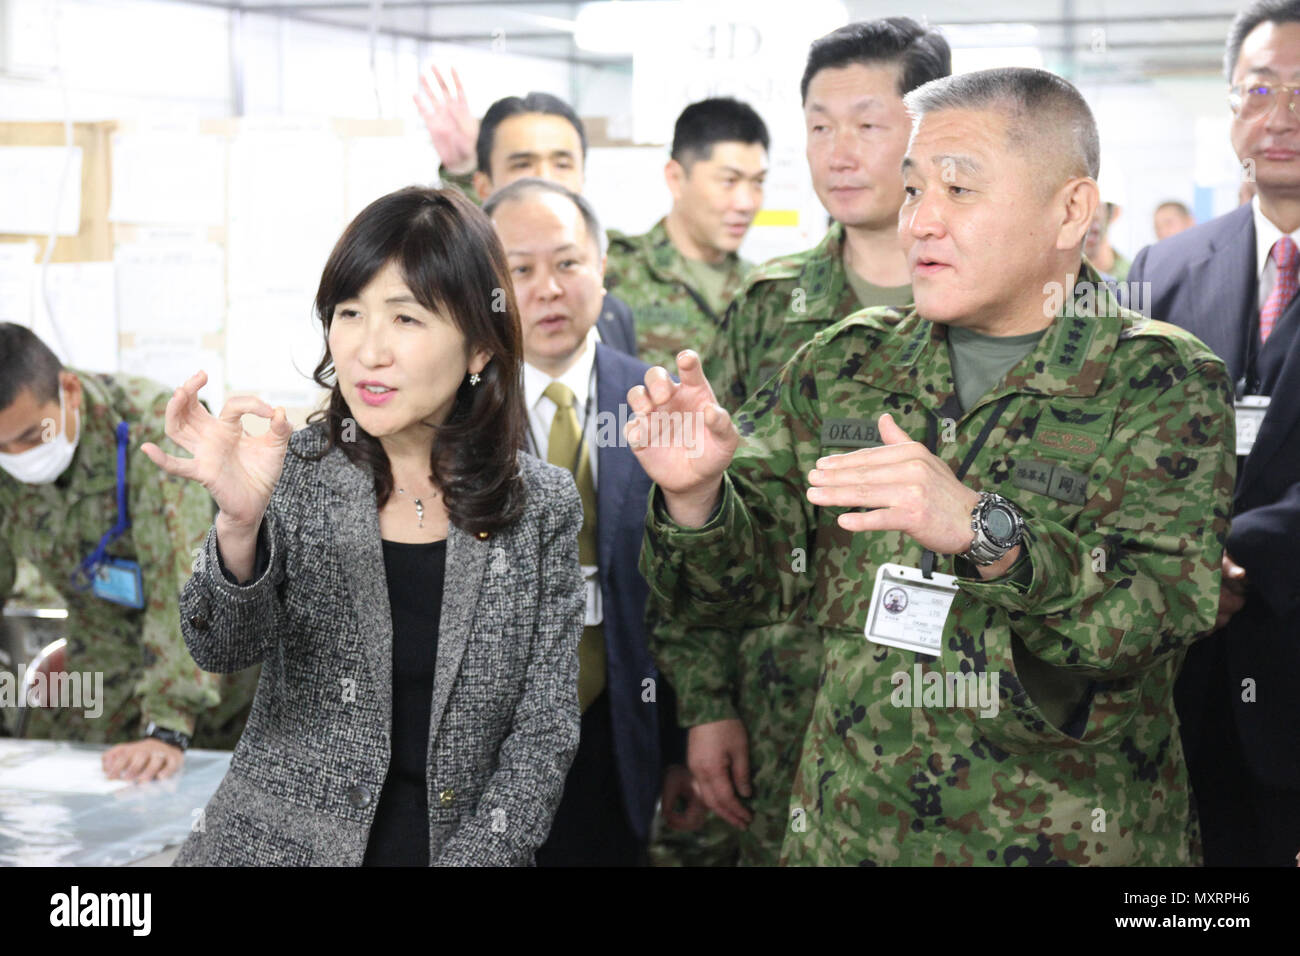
650;621;822;866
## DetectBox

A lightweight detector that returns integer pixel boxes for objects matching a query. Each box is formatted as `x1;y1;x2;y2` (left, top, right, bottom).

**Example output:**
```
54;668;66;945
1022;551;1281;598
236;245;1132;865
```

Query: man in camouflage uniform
656;19;951;866
632;68;1235;865
0;324;256;779
604;98;769;371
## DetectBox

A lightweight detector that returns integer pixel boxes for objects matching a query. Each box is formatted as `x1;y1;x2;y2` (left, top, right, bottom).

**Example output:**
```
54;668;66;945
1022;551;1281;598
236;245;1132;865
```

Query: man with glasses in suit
1128;0;1300;866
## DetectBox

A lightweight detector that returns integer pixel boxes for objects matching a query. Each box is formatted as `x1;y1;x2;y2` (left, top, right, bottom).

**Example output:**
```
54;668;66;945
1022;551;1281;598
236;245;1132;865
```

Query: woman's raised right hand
141;371;293;532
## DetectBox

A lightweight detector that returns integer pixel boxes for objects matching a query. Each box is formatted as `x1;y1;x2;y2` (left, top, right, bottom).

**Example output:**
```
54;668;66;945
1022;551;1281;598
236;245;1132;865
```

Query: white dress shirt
1252;194;1300;308
522;327;600;488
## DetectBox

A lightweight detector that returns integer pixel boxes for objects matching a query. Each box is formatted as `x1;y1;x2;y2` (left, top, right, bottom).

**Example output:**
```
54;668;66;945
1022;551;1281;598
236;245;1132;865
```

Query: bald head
903;67;1099;196
483;176;606;257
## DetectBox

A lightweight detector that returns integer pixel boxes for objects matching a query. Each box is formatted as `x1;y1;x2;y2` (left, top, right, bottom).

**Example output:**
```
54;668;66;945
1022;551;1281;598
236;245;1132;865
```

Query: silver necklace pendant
397;487;427;528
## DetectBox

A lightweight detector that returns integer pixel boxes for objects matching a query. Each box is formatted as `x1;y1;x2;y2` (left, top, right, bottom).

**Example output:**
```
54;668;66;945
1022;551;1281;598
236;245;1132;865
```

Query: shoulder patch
816;305;911;344
745;257;803;285
1117;311;1223;369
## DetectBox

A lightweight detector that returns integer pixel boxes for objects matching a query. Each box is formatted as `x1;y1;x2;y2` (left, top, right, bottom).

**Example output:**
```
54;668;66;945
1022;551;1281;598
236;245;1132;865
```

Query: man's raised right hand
414;64;479;176
624;350;738;528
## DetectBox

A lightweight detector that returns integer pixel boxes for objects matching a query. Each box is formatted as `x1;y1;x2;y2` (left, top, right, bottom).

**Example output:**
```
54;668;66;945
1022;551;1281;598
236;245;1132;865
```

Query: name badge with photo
1234;396;1269;457
581;564;603;627
92;557;146;610
864;562;958;657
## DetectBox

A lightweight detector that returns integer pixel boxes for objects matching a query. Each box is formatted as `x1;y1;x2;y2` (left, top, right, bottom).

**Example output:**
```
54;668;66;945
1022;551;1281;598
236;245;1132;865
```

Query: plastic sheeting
0;739;230;866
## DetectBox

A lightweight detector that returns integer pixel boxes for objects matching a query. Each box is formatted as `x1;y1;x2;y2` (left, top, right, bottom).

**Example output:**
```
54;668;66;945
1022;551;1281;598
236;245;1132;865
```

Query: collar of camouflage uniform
835;259;1133;418
619;216;749;296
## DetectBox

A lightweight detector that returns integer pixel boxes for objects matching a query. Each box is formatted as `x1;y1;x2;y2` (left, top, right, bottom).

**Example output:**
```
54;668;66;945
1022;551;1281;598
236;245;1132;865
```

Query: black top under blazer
172;424;586;866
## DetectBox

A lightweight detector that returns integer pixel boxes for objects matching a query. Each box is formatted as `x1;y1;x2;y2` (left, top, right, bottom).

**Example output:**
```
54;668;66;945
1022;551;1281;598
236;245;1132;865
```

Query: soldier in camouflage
0;324;257;779
631;68;1235;865
415;69;586;204
656;19;950;866
604;98;769;372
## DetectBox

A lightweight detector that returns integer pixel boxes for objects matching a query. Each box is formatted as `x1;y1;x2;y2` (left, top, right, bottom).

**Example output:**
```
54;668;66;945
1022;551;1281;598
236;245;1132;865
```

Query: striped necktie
1261;235;1299;343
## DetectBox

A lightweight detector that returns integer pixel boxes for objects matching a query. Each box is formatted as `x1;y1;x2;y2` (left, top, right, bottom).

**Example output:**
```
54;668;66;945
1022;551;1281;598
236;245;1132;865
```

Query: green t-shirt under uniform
844;267;912;310
946;324;1048;413
680;256;736;317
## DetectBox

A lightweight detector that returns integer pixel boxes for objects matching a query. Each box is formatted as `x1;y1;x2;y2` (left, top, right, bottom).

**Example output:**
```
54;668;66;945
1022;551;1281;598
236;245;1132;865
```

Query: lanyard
71;421;132;591
1237;300;1263;399
919;394;1015;579
525;363;596;478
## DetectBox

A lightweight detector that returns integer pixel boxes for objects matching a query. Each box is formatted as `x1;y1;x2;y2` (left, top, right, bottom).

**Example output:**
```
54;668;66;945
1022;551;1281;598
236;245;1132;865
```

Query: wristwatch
962;493;1025;566
144;722;192;752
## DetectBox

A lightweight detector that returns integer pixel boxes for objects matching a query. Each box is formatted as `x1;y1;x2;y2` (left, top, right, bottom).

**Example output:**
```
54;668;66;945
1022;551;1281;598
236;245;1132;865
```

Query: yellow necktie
543;382;605;712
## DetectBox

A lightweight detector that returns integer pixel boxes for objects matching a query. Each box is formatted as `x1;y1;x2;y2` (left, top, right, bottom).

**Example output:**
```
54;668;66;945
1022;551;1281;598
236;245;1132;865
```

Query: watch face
985;504;1016;543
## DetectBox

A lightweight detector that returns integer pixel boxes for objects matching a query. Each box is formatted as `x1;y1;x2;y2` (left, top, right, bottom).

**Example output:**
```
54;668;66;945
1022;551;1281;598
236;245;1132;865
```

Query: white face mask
0;389;80;485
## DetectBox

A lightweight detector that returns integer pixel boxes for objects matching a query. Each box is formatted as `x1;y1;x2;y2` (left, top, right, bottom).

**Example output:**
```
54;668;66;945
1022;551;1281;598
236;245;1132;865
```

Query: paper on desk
0;743;128;795
0;146;82;236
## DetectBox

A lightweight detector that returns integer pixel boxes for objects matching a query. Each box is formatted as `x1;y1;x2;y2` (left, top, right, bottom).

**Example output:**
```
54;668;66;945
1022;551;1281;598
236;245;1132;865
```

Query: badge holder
91;557;146;609
864;563;958;657
581;564;603;627
1234;395;1269;457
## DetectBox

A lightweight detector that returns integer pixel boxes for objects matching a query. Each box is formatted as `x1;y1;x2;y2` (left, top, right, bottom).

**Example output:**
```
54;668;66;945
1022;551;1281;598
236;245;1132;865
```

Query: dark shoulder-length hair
305;186;527;536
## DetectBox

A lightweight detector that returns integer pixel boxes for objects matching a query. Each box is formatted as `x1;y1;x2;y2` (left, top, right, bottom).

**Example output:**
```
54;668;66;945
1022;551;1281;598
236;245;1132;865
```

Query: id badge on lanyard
864;563;958;657
1234;396;1269;457
71;421;145;610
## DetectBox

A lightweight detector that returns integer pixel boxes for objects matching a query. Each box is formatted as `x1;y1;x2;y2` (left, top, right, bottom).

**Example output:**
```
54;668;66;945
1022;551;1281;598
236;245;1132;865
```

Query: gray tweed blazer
172;424;584;866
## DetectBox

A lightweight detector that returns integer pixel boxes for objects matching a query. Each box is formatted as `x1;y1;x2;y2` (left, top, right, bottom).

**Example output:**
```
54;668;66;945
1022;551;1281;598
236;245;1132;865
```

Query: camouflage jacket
0;371;222;740
703;221;876;411
439;164;481;206
605;218;751;373
640;271;1236;865
655;222;899;723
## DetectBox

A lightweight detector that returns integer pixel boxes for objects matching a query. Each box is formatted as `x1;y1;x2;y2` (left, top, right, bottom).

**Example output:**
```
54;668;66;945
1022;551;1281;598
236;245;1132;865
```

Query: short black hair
801;17;952;104
476;92;587;176
484;177;607;257
0;323;62;411
1226;0;1300;81
1156;199;1193;216
670;97;770;169
904;67;1101;183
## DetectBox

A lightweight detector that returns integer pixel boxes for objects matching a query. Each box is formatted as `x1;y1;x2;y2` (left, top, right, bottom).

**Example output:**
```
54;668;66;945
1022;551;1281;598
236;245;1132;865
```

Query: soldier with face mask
0;323;256;780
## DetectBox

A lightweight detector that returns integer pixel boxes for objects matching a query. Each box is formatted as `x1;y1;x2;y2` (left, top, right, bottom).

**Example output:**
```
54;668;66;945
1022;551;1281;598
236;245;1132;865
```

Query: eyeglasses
1228;82;1300;120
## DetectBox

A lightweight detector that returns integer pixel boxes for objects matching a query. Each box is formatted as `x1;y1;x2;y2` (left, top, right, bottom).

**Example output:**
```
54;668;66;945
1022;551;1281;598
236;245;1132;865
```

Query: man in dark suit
1127;0;1300;866
486;177;701;864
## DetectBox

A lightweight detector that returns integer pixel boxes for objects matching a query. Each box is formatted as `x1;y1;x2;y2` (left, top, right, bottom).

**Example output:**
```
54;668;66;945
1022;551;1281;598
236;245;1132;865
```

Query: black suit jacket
1129;204;1300;788
597;294;638;358
591;343;684;840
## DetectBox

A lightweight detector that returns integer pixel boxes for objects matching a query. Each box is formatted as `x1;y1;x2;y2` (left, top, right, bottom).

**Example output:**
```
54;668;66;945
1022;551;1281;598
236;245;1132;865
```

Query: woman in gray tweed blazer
143;187;585;865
